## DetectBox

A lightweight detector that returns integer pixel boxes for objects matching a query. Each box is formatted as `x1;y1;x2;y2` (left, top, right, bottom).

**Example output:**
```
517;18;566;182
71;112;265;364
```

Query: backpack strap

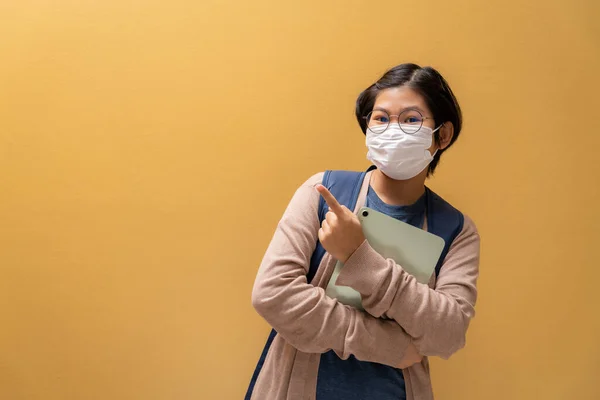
307;170;368;283
244;328;277;400
425;188;465;277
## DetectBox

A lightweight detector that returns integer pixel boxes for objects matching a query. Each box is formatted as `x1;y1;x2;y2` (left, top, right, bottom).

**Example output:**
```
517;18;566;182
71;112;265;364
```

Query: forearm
252;277;414;366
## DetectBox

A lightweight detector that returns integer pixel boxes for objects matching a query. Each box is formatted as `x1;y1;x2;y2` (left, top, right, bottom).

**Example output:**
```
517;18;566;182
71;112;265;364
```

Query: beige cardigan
251;172;480;399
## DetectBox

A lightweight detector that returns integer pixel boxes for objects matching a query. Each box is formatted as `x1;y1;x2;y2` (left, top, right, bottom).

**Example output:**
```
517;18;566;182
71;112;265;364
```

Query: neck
369;169;427;206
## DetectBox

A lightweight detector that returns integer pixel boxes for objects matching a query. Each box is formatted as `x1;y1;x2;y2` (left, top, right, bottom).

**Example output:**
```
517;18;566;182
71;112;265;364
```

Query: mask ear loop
431;123;443;135
430;123;444;157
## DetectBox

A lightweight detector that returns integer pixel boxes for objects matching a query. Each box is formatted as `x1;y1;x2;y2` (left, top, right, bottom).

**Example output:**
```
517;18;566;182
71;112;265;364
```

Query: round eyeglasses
363;109;434;134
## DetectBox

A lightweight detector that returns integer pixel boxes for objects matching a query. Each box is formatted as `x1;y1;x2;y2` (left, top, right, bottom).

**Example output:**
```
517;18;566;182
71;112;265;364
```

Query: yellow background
1;1;599;399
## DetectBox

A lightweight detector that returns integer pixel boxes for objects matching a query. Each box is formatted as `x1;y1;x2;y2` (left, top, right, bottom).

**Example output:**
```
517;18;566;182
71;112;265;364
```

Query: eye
400;109;424;124
369;110;390;125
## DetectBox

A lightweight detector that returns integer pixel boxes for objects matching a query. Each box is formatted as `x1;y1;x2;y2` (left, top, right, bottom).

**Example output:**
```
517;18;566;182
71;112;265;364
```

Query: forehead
373;86;430;114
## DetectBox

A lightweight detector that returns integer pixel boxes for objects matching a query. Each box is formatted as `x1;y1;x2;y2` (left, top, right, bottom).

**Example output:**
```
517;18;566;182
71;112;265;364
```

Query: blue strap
244;329;277;400
425;188;464;277
307;170;367;283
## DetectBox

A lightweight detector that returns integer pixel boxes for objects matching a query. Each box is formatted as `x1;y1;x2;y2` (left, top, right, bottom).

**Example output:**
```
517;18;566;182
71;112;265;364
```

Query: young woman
246;63;480;400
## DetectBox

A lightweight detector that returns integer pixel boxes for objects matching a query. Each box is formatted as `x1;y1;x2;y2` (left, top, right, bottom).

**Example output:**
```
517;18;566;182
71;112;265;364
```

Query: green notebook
325;206;445;311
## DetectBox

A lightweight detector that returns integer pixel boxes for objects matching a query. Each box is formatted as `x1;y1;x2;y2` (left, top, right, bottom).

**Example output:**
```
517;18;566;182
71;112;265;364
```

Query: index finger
316;184;343;214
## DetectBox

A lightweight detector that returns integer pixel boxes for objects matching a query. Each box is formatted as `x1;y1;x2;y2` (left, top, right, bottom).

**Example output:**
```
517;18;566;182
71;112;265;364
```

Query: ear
438;122;454;150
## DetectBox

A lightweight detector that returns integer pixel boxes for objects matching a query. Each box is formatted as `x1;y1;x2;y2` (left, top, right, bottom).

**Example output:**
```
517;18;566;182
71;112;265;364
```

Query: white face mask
366;124;441;180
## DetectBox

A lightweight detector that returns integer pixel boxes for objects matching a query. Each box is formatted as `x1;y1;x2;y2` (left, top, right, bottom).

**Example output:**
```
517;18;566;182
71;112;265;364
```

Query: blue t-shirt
315;186;426;400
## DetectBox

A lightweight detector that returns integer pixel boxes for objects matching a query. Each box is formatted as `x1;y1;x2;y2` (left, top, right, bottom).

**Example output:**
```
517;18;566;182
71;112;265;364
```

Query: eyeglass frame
362;108;436;135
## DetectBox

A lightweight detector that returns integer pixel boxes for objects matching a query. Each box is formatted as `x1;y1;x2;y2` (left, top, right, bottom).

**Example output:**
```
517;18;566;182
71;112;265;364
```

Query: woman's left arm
335;215;480;359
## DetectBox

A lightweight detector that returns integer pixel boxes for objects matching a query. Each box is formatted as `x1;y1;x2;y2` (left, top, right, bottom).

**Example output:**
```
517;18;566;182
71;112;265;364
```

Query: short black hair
355;63;463;176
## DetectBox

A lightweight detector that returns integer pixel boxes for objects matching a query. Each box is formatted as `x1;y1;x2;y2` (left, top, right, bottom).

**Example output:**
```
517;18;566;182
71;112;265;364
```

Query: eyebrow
372;106;426;114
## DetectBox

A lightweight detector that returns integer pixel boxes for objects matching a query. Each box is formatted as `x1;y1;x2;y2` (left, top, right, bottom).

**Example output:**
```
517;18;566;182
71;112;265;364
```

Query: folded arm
336;216;480;359
252;173;421;368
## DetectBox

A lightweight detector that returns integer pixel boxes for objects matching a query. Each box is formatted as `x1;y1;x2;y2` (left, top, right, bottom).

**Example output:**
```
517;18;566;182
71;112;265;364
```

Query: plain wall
1;1;599;399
